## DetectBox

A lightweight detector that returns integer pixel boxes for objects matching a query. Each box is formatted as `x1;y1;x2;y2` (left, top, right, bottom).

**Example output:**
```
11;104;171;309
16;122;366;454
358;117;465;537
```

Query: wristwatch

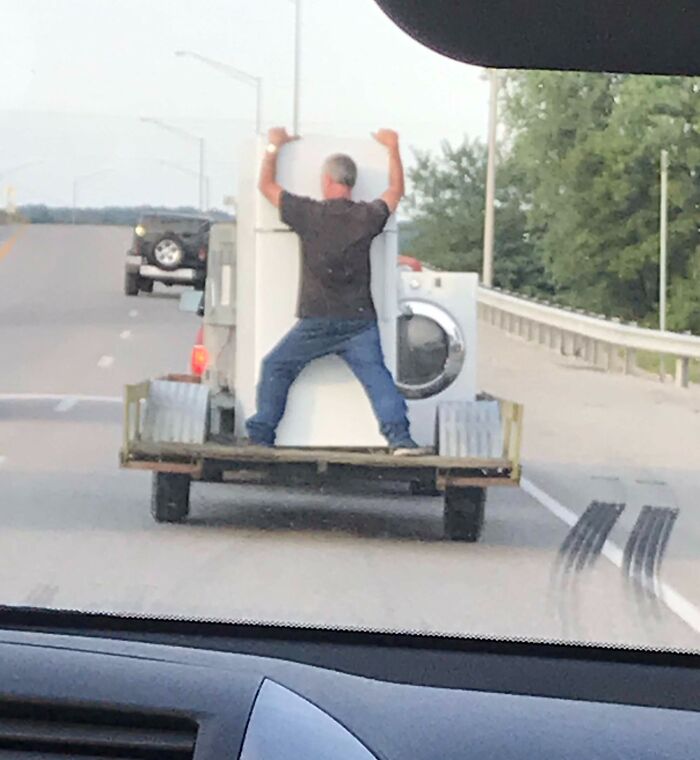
265;143;279;155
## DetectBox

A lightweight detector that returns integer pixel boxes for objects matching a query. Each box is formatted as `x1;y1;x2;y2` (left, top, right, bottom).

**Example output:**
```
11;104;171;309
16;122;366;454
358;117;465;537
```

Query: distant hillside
10;205;235;225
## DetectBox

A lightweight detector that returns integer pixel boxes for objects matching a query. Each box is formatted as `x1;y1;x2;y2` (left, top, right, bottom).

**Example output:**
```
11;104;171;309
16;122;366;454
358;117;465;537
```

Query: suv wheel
150;236;185;271
124;270;139;296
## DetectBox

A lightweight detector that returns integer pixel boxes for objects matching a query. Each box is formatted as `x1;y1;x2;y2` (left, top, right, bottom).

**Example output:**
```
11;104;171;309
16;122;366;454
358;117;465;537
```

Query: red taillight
191;344;209;377
398;255;422;271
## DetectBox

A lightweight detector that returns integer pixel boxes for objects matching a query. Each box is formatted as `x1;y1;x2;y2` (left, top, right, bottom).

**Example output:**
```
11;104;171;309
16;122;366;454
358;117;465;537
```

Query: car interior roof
373;0;700;76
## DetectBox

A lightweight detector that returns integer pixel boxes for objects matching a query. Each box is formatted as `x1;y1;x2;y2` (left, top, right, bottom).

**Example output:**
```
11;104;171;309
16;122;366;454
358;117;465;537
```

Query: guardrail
477;287;700;388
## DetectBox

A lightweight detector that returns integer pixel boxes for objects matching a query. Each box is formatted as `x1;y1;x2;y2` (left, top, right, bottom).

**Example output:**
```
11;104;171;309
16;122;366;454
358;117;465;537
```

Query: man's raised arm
372;128;404;215
258;127;299;208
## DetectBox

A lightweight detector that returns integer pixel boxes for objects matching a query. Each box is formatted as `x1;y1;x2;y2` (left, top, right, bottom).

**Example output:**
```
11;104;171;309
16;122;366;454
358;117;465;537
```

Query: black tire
444;486;486;542
410;479;441;497
148;235;185;271
151;472;191;523
139;278;154;293
201;461;224;483
124;270;139;296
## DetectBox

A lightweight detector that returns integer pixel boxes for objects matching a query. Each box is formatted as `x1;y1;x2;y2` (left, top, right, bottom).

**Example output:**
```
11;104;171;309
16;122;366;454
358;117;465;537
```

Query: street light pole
198;137;206;210
0;160;40;181
482;69;499;287
256;78;263;137
292;0;302;134
158;160;210;211
175;50;263;134
141;117;206;210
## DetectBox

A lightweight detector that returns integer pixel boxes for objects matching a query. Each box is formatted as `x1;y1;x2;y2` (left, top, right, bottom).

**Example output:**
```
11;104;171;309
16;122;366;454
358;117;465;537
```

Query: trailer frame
120;380;523;542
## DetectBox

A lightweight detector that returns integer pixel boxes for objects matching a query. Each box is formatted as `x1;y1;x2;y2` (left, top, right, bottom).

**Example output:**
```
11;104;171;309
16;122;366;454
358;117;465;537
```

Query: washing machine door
396;301;465;399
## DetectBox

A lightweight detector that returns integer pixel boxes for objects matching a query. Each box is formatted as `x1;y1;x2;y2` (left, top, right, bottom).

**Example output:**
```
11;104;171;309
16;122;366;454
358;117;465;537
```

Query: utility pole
482;69;499;287
659;149;669;380
292;0;302;134
659;149;669;331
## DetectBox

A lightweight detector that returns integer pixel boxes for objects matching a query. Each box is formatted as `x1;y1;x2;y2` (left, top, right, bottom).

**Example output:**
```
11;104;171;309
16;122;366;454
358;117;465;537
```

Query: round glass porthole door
396;301;465;400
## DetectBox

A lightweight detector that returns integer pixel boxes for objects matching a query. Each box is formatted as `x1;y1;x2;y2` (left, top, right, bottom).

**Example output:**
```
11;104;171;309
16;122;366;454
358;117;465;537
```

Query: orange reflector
191;345;209;377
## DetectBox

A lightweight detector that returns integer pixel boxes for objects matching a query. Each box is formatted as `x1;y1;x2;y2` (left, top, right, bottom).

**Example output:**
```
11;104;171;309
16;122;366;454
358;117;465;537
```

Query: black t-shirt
280;191;390;319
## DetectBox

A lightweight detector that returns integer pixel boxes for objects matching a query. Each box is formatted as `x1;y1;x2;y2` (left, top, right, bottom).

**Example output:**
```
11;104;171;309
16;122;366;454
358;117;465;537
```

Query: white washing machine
397;270;479;446
234;134;399;447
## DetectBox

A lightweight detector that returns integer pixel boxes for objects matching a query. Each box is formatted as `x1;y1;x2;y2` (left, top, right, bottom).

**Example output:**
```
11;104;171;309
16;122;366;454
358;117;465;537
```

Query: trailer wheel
444;486;486;542
201;461;224;483
151;472;191;523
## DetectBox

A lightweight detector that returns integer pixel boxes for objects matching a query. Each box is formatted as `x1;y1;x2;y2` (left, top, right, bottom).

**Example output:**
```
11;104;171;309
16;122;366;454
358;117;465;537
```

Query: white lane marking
97;355;114;369
0;393;121;403
0;456;6;466
521;476;700;635
120;330;132;340
129;309;139;318
54;397;78;413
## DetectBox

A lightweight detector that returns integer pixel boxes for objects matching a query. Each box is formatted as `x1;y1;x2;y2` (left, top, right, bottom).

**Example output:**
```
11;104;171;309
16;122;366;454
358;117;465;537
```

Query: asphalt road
0;223;698;651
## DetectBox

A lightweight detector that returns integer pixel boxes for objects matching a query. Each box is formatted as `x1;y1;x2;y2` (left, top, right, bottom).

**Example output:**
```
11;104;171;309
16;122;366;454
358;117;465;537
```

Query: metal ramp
141;380;210;445
438;400;504;459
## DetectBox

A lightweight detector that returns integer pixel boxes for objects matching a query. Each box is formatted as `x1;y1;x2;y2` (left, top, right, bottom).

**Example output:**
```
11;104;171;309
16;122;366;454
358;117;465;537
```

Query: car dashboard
0;626;697;760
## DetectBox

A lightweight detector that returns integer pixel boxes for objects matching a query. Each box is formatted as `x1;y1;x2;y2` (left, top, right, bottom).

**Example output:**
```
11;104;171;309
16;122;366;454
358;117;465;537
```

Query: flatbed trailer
120;379;523;542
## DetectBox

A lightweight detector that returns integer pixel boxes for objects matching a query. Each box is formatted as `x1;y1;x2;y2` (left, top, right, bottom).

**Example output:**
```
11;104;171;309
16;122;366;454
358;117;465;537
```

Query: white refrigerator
234;135;398;447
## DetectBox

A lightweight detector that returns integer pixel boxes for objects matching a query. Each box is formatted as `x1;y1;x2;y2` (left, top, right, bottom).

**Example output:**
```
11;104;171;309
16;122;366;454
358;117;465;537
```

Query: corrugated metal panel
438;400;504;459
142;381;209;444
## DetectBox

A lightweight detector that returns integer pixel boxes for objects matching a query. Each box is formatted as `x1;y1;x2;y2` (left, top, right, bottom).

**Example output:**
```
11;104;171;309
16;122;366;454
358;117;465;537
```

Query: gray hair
323;153;357;188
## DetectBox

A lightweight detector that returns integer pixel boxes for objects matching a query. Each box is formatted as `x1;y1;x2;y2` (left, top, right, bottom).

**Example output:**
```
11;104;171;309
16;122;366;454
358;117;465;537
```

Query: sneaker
390;441;434;457
242;439;273;449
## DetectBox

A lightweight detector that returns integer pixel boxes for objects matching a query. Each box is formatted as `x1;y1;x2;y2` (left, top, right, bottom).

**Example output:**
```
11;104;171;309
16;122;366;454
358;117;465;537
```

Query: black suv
124;213;210;296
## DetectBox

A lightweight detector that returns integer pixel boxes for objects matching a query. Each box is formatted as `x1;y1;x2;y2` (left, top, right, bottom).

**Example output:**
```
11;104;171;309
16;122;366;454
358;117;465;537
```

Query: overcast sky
0;0;489;208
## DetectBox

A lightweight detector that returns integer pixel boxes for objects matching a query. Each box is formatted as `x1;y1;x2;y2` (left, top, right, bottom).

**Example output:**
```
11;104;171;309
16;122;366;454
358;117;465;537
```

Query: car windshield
2;0;699;654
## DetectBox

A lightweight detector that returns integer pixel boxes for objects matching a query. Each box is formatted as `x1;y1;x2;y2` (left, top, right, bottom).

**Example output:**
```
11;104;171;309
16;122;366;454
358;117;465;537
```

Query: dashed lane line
54;397;78;412
0;227;25;262
522;476;700;636
1;391;697;637
0;394;121;404
97;355;115;369
120;330;132;339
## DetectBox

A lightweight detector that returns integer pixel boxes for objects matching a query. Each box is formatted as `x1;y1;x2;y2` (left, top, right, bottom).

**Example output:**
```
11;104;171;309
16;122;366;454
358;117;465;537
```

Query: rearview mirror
179;291;204;315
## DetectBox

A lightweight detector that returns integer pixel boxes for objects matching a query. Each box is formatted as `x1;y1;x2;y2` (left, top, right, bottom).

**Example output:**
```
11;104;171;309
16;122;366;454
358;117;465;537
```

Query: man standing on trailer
247;126;426;455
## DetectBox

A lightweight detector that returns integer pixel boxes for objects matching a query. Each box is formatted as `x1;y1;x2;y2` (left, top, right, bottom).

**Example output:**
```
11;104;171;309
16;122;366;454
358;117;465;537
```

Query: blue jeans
246;318;413;447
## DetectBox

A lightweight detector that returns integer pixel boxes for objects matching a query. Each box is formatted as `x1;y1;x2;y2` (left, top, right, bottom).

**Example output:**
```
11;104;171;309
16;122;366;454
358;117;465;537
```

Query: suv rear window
139;216;209;235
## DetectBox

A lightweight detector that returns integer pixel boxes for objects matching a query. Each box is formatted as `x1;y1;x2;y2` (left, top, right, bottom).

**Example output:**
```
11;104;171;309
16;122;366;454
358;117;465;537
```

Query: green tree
405;138;550;295
502;71;700;332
